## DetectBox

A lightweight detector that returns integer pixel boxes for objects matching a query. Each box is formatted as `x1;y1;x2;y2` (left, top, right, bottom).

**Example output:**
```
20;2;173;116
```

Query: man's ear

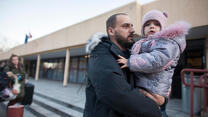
108;27;115;36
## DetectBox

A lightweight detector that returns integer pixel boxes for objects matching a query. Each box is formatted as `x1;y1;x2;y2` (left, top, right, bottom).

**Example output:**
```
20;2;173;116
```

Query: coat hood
141;10;168;37
86;32;107;54
152;21;191;53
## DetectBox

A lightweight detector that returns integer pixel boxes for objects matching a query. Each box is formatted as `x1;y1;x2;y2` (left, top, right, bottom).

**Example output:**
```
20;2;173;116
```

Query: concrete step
34;92;84;113
33;94;83;117
26;103;61;117
1;91;84;117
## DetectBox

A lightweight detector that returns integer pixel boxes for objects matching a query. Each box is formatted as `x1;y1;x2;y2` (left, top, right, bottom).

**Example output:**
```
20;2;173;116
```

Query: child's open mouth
149;30;155;35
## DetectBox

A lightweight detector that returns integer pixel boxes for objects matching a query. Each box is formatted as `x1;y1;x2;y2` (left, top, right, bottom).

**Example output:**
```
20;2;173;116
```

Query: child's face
144;20;161;37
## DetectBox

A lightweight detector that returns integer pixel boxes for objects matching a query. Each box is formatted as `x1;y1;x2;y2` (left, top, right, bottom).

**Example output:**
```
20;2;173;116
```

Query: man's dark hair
106;13;128;35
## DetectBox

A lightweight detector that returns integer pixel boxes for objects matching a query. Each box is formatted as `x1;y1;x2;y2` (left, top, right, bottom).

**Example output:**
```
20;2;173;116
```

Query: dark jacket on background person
0;64;5;73
83;35;162;117
0;65;8;92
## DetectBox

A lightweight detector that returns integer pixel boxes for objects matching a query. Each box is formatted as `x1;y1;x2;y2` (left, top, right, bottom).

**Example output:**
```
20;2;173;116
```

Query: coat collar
102;38;129;58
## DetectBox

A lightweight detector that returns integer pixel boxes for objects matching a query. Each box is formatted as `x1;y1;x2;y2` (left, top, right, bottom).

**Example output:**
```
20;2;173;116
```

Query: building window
68;56;87;84
38;58;64;81
28;55;87;83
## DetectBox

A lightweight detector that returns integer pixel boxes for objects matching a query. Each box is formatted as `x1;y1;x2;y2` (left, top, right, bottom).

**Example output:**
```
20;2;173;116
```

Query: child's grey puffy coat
129;21;191;97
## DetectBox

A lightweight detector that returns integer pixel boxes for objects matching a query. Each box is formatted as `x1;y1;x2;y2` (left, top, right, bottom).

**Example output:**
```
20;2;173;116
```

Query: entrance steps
27;92;84;117
1;92;84;117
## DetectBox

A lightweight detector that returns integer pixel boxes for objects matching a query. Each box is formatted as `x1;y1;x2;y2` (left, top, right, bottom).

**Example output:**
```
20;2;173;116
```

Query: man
84;13;162;117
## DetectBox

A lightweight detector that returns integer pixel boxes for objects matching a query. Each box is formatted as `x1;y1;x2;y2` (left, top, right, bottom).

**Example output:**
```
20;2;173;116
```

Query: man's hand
117;55;128;68
139;89;165;106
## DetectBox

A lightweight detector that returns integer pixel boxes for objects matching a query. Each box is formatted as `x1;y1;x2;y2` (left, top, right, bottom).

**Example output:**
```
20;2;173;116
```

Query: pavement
0;78;203;117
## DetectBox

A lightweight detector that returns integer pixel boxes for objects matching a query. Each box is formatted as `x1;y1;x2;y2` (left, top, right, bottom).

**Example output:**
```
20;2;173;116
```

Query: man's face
12;56;19;65
113;15;135;49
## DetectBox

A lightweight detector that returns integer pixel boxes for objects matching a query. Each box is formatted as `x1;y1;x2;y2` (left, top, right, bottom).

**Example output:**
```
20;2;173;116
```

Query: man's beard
115;31;134;49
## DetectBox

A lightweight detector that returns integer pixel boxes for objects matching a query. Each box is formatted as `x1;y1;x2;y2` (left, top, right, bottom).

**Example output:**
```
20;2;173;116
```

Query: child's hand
117;55;128;68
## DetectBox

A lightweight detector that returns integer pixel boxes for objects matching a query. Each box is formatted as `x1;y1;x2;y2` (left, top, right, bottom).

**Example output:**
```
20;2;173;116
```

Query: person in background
4;54;26;107
0;61;6;73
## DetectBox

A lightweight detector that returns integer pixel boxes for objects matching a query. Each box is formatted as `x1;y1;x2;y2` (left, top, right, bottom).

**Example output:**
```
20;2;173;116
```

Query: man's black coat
83;38;162;117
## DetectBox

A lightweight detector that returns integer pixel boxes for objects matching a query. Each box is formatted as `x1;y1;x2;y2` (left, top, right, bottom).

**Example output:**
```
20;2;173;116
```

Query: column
35;54;41;80
20;57;24;64
63;48;70;86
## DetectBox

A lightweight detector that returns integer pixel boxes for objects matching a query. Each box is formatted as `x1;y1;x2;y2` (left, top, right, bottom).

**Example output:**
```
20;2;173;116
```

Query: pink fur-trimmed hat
141;10;168;36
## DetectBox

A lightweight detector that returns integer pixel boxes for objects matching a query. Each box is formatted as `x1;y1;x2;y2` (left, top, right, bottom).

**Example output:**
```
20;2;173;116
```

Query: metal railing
181;68;208;117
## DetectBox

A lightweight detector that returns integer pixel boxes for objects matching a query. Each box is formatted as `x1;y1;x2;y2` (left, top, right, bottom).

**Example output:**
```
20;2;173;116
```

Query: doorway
171;38;206;98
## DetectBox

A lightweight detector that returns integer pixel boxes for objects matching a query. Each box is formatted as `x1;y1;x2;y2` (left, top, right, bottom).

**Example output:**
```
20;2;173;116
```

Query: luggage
7;105;24;117
21;82;34;105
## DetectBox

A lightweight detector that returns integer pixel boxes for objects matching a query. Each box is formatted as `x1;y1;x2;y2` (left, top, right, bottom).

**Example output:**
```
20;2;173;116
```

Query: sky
0;0;155;51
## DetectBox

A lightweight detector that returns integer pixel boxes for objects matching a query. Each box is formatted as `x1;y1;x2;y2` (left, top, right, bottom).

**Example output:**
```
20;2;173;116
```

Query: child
117;10;190;116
